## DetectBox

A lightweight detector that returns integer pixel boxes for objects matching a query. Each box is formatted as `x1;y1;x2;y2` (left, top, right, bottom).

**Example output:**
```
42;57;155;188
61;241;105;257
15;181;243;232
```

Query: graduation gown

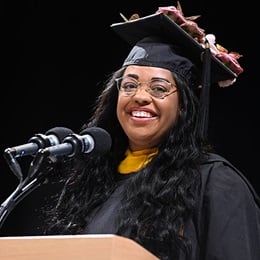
84;153;260;260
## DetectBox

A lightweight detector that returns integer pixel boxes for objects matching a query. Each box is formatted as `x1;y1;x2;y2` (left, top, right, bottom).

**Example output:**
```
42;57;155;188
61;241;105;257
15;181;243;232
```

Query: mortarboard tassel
197;39;212;142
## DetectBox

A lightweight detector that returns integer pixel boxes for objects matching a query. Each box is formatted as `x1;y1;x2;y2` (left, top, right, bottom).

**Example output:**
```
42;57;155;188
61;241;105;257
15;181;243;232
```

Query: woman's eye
151;85;168;93
123;82;137;90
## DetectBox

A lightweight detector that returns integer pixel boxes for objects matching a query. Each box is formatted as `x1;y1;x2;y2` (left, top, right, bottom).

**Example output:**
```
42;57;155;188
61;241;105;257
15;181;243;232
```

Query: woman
44;7;260;260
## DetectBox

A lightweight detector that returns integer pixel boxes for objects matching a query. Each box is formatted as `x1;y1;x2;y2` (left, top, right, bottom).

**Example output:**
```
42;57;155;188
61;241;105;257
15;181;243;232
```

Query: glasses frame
115;76;178;99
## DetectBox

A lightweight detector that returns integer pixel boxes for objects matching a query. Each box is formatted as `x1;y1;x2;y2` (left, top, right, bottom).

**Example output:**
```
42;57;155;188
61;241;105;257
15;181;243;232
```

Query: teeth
132;111;153;118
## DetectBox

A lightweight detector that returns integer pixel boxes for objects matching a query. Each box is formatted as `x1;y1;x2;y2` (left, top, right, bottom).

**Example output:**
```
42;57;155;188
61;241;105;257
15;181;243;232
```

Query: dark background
1;1;259;235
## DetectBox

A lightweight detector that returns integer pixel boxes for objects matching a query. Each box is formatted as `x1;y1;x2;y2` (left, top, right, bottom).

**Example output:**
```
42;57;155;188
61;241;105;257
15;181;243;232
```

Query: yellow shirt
118;148;158;174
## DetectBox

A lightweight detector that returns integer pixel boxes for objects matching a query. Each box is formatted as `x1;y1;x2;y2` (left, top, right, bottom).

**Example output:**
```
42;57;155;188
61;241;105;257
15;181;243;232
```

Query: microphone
40;127;112;158
4;127;74;158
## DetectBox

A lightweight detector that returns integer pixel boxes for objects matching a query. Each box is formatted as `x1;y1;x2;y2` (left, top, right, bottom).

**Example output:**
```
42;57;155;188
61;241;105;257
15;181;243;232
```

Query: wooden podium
0;234;159;259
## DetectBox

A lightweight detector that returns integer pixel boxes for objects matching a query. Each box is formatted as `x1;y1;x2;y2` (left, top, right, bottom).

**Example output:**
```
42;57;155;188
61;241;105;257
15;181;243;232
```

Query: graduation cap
111;12;239;86
110;12;243;141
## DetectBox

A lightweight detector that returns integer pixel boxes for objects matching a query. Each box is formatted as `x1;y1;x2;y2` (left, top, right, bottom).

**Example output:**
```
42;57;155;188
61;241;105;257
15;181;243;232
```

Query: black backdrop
1;1;259;235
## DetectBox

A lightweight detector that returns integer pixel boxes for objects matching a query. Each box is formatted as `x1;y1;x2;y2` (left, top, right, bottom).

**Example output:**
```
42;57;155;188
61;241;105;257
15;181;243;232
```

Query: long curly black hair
43;67;213;260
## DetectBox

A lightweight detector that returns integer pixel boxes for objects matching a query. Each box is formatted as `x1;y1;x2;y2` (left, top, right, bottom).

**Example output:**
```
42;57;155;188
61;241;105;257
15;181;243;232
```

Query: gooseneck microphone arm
0;151;51;230
0;127;74;230
0;146;50;229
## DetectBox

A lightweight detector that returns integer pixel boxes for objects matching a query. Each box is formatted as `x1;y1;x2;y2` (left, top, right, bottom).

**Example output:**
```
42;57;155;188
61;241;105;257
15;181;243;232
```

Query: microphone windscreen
80;127;112;156
46;127;74;143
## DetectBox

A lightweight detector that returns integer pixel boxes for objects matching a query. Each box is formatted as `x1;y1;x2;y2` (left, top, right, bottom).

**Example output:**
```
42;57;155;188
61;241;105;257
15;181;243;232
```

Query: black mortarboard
110;12;241;141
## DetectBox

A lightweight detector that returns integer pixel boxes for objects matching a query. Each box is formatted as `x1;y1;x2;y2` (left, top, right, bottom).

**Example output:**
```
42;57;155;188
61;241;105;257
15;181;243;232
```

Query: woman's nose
133;87;152;104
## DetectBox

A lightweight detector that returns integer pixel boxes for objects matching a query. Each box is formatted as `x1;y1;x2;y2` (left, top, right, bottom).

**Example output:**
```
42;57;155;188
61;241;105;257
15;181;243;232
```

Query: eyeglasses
115;76;178;99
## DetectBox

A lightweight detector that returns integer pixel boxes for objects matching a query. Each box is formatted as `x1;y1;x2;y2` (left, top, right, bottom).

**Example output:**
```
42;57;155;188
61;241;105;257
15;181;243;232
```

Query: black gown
84;153;260;260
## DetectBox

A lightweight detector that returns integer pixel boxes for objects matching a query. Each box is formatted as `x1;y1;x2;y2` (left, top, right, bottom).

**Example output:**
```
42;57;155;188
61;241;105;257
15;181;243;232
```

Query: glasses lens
148;79;173;98
117;77;138;96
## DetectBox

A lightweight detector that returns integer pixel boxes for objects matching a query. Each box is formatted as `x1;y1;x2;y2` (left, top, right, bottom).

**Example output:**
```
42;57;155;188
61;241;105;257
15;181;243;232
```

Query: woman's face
116;65;180;151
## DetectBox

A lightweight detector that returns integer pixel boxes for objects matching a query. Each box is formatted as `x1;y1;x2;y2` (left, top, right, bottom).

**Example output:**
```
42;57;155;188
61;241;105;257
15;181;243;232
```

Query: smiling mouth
131;111;154;118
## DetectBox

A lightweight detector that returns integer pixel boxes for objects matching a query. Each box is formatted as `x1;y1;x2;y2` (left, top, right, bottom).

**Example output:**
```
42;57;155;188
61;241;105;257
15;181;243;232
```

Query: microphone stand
0;150;52;230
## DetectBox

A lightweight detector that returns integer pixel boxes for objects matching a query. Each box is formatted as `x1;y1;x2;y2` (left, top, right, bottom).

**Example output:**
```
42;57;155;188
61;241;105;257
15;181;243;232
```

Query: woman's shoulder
200;153;260;207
